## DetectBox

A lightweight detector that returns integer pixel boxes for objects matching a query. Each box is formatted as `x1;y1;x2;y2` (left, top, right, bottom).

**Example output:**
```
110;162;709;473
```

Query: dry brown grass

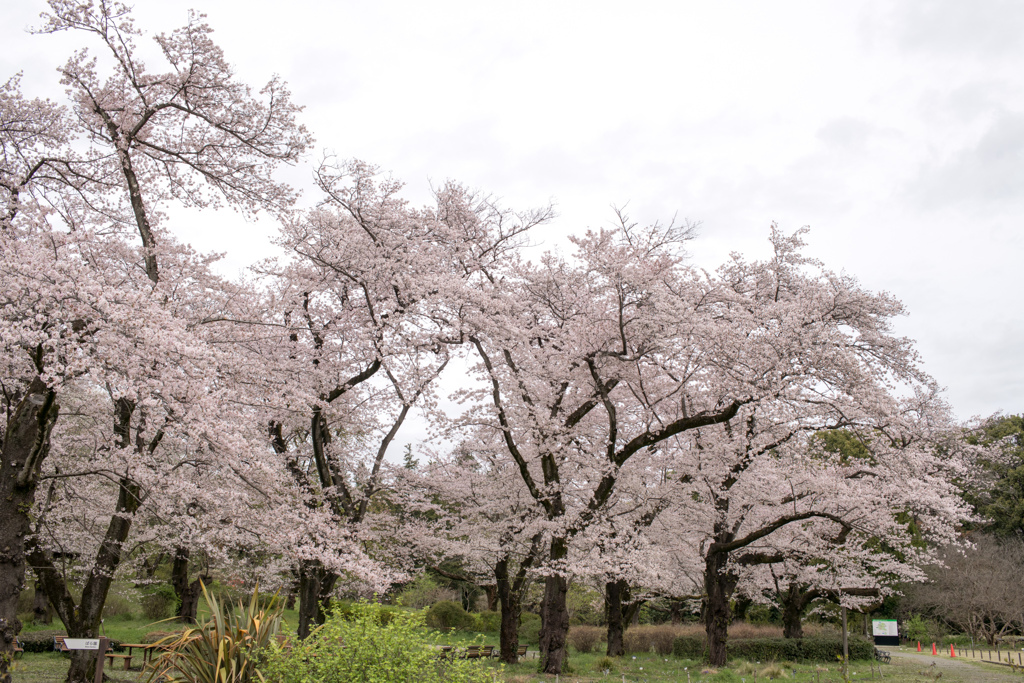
568;625;604;653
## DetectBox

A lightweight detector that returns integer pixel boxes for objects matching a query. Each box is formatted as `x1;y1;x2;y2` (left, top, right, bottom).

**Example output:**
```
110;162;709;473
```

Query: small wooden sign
64;638;101;650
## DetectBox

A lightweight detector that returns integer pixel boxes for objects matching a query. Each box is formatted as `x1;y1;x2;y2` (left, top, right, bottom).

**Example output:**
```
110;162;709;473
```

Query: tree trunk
670;599;683;625
538;537;570;674
171;548;204;623
297;561;337;639
484;584;498;612
29;476;142;683
704;550;737;668
0;379;58;683
781;583;809;639
32;580;51;625
605;579;628;657
495;558;522;664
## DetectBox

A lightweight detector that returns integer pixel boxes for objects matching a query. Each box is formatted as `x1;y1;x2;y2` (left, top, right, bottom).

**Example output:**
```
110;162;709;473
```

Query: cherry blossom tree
252;159;551;636
392;442;547;662
457;222;973;673
1;2;310;678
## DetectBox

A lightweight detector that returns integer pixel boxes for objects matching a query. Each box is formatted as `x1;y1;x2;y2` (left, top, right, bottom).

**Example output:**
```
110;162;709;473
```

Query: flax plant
147;582;282;683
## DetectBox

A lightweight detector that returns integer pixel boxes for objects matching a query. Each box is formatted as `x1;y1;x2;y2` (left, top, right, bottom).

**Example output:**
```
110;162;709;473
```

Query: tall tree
2;2;310;679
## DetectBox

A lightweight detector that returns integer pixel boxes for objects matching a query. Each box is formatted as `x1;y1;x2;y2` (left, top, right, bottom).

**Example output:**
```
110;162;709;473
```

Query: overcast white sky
4;0;1023;424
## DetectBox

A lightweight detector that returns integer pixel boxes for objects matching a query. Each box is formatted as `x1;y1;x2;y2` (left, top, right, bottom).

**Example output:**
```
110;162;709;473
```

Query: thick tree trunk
538;537;570;674
605;579;628;657
30;476;142;683
484;584;498;612
0;379;58;683
781;583;809;639
670;599;683;625
171;548;204;623
297;561;337;639
32;579;51;625
704;550;737;668
495;558;522;664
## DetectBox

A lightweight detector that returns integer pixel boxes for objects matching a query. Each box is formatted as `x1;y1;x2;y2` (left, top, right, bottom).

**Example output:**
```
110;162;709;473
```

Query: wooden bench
12;639;23;658
874;648;891;664
53;636;133;670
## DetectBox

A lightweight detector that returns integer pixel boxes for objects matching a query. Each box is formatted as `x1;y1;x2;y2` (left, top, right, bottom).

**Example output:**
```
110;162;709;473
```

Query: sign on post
872;619;899;646
64;639;100;650
64;637;109;683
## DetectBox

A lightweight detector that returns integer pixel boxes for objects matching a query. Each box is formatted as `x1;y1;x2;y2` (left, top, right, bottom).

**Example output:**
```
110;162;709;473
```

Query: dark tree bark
171;548;206;623
0;377;58;683
782;583;811;639
670;599;684;625
297;560;338;639
538;537;570;674
29;476;142;683
606;580;628;657
32;579;52;625
704;550;738;668
483;584;498;612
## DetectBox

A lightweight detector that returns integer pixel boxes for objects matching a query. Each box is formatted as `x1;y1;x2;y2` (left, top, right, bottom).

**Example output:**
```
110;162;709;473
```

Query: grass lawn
16;649;1016;683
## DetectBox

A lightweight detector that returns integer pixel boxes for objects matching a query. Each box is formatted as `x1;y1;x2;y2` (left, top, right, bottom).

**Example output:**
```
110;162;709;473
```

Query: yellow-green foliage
261;601;497;683
147;582;281;683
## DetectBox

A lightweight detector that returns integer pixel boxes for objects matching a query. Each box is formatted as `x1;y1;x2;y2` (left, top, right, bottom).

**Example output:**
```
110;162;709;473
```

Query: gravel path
888;648;1023;682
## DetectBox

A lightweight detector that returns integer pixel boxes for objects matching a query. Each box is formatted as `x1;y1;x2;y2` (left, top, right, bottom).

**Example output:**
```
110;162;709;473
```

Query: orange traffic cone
950;644;955;657
917;641;922;652
932;643;937;655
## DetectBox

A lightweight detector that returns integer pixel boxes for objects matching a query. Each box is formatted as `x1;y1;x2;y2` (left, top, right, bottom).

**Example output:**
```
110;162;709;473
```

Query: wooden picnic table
120;643;157;667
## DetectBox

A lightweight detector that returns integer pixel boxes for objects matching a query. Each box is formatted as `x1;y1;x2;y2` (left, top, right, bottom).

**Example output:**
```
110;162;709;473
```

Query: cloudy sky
3;1;1023;422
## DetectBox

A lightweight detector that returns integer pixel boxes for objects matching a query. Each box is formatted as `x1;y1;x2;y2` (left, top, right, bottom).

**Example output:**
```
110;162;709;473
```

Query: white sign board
64;638;101;650
872;620;898;637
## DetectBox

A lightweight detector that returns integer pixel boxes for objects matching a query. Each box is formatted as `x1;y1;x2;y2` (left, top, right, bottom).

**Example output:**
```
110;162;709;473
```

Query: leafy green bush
141;583;180;621
147;582;281;683
102;591;136;620
746;604;779;625
566;584;602;626
425;600;477;631
398;575;459;610
475;610;500;632
671;635;874;662
16;630;67;653
518;612;541;644
262;601;496;683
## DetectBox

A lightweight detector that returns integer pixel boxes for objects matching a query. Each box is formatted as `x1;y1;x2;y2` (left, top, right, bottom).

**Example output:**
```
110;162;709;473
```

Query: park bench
874;647;891;664
53;636;133;671
12;638;23;658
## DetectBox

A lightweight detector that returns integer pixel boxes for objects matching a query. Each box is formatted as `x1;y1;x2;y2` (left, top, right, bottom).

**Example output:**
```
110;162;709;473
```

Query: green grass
14;648;1024;683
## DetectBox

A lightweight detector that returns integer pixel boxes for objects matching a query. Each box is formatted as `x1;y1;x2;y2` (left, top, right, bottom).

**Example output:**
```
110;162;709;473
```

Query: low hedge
16;630;123;653
672;635;874;662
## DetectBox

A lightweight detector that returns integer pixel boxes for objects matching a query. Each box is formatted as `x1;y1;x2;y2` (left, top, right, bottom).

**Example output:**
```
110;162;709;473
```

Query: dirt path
888;648;1024;682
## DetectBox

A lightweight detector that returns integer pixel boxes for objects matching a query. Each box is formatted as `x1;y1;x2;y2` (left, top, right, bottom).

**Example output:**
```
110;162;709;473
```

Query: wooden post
93;637;109;683
842;606;849;680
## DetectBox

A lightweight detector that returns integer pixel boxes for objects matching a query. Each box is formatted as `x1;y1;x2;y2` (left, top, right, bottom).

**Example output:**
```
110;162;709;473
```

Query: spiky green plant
147;581;281;683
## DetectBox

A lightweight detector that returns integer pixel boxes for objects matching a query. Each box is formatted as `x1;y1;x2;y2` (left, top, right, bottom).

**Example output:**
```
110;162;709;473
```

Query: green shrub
141;583;180;621
102;591;136;620
594;656;617;672
475;610;500;632
425;600;477;631
16;630;67;653
671;635;874;662
398;575;459;610
518;612;541;644
566;584;602;626
262;601;496;683
747;604;779;625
